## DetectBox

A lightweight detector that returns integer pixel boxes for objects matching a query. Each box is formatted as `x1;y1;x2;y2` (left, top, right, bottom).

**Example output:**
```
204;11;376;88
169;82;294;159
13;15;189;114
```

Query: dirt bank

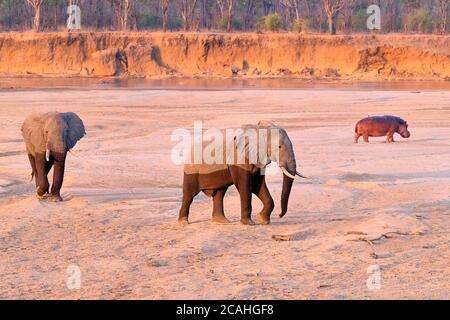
0;32;449;80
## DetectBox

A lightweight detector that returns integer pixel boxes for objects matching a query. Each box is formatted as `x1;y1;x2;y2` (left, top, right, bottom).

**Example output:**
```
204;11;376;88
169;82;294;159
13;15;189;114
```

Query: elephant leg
27;154;38;187
34;153;50;197
48;152;66;202
230;166;254;225
252;175;274;225
178;173;200;224
212;187;230;224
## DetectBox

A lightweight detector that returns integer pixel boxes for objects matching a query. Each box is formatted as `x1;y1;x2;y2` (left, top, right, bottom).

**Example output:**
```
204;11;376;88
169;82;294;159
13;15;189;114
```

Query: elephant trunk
46;129;67;162
279;169;294;218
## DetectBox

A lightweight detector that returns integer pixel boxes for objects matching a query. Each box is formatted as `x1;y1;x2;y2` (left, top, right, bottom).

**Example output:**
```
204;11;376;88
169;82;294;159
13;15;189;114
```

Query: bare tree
243;0;257;30
121;0;130;31
438;0;448;34
25;0;45;32
341;0;355;33
322;0;345;34
181;0;198;31
216;0;234;31
280;0;301;21
384;0;399;32
160;0;169;32
110;0;130;31
226;0;234;32
216;0;225;18
199;0;214;30
263;0;274;15
0;0;440;34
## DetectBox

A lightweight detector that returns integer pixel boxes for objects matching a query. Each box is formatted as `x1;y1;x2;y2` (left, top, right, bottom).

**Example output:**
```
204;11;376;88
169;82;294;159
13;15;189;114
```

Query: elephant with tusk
21;112;86;202
179;120;307;225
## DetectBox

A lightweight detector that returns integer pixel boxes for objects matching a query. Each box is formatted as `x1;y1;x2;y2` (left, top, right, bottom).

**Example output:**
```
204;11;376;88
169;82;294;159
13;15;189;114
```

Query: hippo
354;115;410;143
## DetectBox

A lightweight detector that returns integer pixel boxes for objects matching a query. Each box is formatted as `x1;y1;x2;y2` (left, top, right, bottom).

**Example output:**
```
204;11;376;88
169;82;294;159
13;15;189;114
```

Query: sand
0;85;449;299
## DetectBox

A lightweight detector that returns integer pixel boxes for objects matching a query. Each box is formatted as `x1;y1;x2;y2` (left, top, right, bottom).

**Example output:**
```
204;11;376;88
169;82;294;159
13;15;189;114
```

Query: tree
181;0;197;31
216;0;234;32
160;0;169;32
199;0;214;30
0;0;442;34
341;0;355;33
264;12;282;30
407;9;433;33
438;0;448;34
25;0;45;32
400;0;421;32
225;0;234;32
322;0;345;34
280;0;300;21
384;0;400;32
110;0;131;31
121;0;130;31
243;0;257;30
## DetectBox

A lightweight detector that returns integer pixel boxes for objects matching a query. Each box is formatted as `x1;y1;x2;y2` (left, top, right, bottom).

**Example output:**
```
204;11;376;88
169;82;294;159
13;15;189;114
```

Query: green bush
169;16;183;30
218;17;243;31
138;13;160;29
354;9;368;32
407;9;433;33
264;13;283;31
336;17;346;32
292;19;310;33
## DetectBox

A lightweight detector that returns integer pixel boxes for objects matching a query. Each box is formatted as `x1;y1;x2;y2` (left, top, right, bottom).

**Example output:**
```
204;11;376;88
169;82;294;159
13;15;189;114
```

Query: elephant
21;112;86;202
178;121;307;225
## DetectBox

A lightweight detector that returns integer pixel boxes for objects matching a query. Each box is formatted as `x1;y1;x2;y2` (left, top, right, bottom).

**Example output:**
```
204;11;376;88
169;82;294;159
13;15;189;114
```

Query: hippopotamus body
354;115;410;143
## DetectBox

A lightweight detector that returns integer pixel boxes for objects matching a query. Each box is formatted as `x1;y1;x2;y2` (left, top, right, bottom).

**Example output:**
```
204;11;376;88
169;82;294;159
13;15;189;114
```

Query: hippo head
398;120;411;138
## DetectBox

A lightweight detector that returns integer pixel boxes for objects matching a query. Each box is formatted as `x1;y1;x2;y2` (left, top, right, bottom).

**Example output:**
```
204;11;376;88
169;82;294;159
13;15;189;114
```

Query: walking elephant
21;112;86;201
178;121;307;225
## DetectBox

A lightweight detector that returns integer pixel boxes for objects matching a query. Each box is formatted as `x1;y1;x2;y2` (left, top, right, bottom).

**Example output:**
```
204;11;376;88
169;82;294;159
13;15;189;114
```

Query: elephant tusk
280;166;296;179
45;149;50;162
295;170;310;179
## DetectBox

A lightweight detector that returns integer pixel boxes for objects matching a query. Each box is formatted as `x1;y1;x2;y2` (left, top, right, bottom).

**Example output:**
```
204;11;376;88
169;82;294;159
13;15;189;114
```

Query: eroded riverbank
0;32;449;81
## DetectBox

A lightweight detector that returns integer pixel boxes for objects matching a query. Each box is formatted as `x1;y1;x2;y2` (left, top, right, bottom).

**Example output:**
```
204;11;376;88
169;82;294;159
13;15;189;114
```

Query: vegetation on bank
0;0;448;35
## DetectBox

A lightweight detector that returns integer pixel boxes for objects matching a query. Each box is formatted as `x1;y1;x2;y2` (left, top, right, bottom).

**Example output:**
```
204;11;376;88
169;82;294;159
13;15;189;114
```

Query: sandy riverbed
0;86;449;299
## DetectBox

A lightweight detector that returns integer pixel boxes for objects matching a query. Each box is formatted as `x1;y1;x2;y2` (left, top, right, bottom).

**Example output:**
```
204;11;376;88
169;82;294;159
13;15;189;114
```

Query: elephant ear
21;114;46;155
234;125;269;168
62;112;86;150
